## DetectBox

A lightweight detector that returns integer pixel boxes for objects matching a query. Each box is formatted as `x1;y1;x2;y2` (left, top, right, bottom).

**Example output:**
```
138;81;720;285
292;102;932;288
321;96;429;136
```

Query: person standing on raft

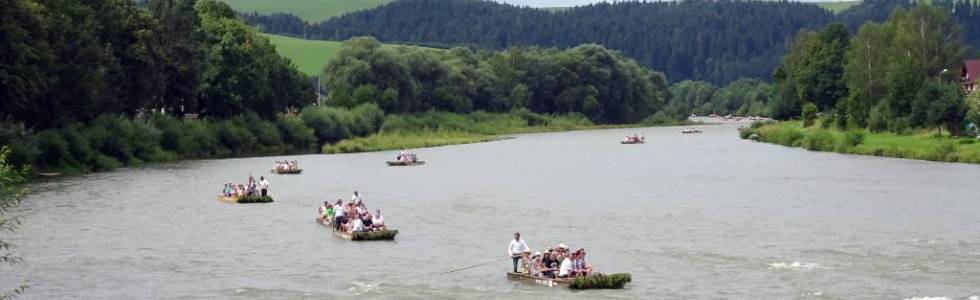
508;232;530;273
259;176;269;196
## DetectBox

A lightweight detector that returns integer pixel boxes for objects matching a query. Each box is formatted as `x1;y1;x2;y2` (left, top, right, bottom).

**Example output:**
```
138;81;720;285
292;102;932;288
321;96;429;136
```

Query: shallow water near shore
3;120;980;299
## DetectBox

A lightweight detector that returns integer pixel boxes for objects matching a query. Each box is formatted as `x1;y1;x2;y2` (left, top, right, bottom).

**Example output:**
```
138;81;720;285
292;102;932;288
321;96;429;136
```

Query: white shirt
372;214;384;225
508;239;529;256
350;218;364;231
558;257;572;277
334;204;345;217
259;179;269;189
351;194;360;202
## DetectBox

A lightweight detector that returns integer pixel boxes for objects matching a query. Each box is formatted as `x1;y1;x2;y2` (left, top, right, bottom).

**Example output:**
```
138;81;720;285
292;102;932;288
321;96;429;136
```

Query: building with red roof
963;59;980;94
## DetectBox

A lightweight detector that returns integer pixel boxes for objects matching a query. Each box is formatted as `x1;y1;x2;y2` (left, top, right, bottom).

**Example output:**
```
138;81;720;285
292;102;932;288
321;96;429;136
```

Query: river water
3;121;979;299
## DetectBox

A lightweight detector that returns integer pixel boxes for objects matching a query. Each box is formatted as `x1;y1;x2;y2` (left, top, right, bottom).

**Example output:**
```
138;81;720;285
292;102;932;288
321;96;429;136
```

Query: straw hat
558;243;568;249
534;251;541;256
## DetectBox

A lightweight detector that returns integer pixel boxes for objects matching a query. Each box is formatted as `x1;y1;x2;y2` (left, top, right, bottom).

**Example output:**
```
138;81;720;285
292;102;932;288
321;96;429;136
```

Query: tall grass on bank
321;109;603;154
740;120;980;163
322;131;496;154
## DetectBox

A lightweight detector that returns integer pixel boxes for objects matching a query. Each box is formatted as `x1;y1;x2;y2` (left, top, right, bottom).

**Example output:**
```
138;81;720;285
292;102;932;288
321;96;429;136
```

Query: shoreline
321;121;700;154
741;121;980;164
29;120;700;180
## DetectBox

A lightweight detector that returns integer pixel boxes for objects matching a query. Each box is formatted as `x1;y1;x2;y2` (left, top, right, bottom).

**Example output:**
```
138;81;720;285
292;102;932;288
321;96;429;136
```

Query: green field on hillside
263;34;440;76
262;34;342;75
815;1;859;13
221;0;391;22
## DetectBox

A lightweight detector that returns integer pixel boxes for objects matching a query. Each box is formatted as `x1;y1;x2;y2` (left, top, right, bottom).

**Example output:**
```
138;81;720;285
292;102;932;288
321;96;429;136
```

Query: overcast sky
495;0;845;8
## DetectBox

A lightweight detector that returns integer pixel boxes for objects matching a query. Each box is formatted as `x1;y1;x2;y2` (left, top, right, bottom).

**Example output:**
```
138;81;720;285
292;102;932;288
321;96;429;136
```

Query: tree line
768;4;977;134
322;37;671;124
240;0;980;86
0;0;314;129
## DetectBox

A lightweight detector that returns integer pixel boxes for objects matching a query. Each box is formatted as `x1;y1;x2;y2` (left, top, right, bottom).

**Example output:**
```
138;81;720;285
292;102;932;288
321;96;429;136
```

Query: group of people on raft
317;191;386;232
273;160;299;171
508;232;593;279
395;149;420;163
221;175;270;197
623;134;645;143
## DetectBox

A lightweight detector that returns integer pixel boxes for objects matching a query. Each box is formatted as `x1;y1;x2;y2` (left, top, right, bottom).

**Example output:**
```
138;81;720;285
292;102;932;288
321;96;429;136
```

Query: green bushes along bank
1;107;627;176
740;121;980;163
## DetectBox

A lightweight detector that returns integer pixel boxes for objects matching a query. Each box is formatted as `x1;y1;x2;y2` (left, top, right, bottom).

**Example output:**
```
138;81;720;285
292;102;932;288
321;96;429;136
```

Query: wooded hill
244;0;980;85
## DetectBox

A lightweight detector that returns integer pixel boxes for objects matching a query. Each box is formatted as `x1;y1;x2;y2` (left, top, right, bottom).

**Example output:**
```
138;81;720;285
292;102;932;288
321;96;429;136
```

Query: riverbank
740;121;980;164
4;109;697;179
321;113;695;154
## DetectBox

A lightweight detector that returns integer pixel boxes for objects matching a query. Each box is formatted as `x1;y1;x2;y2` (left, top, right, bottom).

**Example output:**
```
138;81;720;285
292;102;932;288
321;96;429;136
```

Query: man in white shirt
351;191;361;203
508;232;530;273
558;254;572;278
333;200;346;231
259;176;270;196
372;209;385;229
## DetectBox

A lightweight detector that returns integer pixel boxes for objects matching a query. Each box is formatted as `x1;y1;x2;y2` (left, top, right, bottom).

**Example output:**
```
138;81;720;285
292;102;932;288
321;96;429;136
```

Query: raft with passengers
316;191;398;241
620;134;645;144
386;149;425;166
681;127;702;134
270;160;302;174
505;233;631;289
218;175;273;203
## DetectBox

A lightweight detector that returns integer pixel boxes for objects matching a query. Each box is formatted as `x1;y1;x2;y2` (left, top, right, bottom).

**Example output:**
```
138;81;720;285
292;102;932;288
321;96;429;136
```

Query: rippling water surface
3;122;980;299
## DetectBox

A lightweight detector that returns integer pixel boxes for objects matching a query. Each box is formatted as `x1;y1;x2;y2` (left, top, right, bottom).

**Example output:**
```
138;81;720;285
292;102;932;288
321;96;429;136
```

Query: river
3;121;979;299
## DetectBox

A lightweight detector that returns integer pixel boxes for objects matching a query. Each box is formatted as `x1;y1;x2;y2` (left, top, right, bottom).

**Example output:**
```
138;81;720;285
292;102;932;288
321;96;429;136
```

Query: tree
0;0;50;125
844;22;895;127
149;0;203;114
0;146;29;299
914;81;965;134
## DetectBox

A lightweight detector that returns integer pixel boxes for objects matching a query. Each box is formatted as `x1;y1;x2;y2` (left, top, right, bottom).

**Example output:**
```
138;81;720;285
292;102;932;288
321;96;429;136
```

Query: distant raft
386;160;426;166
316;217;398;241
217;195;274;203
507;272;632;290
681;128;703;134
620;140;644;144
270;168;303;174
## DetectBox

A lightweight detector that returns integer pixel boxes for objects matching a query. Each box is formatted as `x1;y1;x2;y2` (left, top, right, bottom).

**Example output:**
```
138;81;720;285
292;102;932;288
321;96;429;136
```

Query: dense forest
242;0;980;85
243;0;837;85
323;38;670;124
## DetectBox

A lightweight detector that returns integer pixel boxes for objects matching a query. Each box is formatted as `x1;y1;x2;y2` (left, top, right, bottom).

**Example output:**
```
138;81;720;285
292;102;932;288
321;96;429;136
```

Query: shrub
0;122;39;168
276;116;315;151
802;130;836;151
512;108;550;126
868;102;889;132
739;127;759;139
216;120;257;154
761;125;805;146
641;111;677;125
36;130;70;168
842;130;865;148
819;113;834;129
928;142;957;161
801;102;818;127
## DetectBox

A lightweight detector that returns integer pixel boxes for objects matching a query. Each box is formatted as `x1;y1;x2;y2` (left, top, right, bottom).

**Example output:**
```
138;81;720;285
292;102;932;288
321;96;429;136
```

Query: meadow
220;0;391;22
262;34;342;75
